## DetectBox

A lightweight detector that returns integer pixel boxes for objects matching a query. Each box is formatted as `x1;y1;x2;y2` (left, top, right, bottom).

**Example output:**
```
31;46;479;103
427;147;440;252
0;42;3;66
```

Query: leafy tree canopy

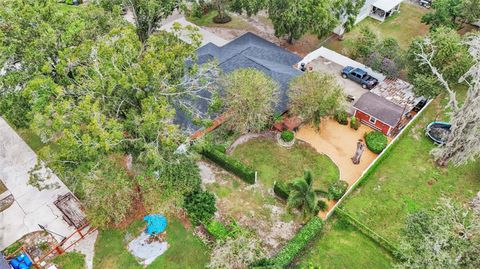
288;72;345;126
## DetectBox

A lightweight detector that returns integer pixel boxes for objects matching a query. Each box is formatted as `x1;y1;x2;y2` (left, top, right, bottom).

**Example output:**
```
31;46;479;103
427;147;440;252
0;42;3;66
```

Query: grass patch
231;138;339;190
187;10;253;30
326;3;430;53
341;94;480;243
53;252;86;269
296;217;394;269
16;128;45;152
93;218;210;269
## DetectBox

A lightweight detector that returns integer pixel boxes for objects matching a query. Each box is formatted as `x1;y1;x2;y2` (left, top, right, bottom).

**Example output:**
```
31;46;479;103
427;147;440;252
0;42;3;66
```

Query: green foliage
223;68;279;133
328;180;349;200
137;153;202;212
124;0;179;42
421;0;464;29
287;171;319;221
334;110;349;125
201;146;256;184
350;26;378;60
83;155;135;228
273;181;291;200
280;130;295;142
407;27;473;97
397;198;480;268
53;252;86;269
365;131;388;154
270;217;324;267
206;221;230;240
267;0;339;43
183;189;217;226
289;72;345;126
335;208;401;258
317;200;328;212
350;116;360;130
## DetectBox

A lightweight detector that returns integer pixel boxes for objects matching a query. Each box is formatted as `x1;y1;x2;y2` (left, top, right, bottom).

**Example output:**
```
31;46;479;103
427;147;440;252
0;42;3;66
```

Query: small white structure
369;0;403;22
334;0;403;35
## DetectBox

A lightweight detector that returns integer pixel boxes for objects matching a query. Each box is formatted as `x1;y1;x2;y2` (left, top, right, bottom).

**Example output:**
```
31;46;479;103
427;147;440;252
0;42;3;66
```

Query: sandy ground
296;119;378;185
296;119;380;218
69;230;98;269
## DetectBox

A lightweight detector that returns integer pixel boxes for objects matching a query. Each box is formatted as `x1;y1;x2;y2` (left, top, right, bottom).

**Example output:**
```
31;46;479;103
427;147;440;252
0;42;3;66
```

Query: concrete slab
0;117;76;249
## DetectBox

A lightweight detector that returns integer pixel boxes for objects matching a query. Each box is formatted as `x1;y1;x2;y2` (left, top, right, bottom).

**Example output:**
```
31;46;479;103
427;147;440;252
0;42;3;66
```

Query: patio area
296;118;379;186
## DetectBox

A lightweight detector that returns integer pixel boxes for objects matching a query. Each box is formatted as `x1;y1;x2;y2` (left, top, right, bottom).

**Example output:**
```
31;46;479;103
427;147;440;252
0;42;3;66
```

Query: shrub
273;181;291;200
206;221;230;240
280;130;294;142
213;14;232;24
328;180;349;200
317;200;328;212
334;110;348;125
350;116;360;130
183;190;216;226
201;147;256;184
365;131;388;154
271;217;324;267
212;144;227;153
190;2;204;18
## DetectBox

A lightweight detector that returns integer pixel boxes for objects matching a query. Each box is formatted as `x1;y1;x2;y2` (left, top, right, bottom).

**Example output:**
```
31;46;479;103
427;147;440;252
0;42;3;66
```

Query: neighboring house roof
175;32;302;133
353;92;405;127
372;0;403;11
0;253;10;269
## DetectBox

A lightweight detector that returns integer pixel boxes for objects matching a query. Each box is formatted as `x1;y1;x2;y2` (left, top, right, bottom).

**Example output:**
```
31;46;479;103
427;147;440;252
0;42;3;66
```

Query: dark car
341;66;379;89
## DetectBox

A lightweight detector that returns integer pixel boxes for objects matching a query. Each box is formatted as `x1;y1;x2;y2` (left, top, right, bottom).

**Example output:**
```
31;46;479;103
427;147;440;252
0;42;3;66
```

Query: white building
334;0;404;35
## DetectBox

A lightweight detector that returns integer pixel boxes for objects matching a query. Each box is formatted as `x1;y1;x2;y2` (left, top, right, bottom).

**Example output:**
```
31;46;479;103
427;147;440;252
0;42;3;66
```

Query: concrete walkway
0;117;76;249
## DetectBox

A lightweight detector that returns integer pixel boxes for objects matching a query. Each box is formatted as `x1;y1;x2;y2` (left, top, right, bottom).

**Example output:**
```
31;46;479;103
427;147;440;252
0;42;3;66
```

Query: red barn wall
354;110;392;136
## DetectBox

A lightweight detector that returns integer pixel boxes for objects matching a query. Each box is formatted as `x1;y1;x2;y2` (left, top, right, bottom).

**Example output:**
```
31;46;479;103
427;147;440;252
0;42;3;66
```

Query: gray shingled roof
174;32;302;133
353;92;405;127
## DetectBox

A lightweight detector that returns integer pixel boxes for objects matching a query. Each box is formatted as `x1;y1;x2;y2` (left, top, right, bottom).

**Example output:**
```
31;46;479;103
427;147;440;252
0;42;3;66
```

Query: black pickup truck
341;66;379;89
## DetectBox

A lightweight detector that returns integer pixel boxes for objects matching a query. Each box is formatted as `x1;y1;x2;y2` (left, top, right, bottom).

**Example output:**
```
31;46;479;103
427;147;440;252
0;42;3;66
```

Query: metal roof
0;253;10;269
175;32;302;133
353;92;405;127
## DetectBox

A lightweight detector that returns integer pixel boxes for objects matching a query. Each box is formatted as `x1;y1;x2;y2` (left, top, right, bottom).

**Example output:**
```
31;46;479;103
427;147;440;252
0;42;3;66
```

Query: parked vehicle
341;66;379;89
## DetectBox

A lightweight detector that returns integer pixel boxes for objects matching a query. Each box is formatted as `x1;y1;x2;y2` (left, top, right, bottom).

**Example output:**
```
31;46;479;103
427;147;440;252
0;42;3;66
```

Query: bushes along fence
201;146;256;184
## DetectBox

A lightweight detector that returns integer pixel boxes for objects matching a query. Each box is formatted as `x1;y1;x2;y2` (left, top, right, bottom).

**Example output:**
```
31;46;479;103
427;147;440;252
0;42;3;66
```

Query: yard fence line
326;99;433;219
335;208;403;259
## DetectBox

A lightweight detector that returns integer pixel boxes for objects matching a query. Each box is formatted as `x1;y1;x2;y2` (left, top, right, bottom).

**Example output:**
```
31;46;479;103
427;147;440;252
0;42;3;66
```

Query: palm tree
287;171;318;221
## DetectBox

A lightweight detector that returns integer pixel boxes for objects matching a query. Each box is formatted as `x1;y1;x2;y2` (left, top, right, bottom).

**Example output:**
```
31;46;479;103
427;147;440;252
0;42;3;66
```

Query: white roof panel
373;0;403;11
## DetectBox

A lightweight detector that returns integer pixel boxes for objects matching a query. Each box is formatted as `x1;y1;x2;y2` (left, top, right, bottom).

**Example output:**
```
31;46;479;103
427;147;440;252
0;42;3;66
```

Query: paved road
0;117;76;249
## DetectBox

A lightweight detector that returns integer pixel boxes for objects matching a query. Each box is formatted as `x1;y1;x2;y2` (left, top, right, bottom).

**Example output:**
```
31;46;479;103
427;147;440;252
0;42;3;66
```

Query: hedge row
201;147;256;184
273;181;290;200
270;217;324;267
336;208;402;259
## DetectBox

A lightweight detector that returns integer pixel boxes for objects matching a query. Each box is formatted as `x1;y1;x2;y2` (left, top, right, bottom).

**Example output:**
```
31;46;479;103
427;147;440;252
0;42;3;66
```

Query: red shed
353;92;405;136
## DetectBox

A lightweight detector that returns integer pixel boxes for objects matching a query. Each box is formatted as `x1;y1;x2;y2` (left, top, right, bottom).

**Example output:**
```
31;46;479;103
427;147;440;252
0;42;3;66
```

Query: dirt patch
200;161;302;256
115;188;146;230
427;178;437;186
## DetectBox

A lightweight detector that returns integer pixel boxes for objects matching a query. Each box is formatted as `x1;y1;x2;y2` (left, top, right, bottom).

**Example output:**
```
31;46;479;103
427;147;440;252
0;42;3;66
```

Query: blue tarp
144;214;168;235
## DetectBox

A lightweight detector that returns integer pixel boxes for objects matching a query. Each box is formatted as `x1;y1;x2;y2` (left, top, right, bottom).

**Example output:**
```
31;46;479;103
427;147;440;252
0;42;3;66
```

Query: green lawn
296;217;394;269
53;252;86;269
16;128;46;152
93;218;210;269
326;3;430;53
231;138;339;190
341;96;480;243
187;10;254;30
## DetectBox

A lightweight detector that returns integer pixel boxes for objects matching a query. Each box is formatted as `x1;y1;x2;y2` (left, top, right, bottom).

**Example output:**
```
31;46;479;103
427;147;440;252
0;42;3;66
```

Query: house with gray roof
174;32;302;133
353;92;406;136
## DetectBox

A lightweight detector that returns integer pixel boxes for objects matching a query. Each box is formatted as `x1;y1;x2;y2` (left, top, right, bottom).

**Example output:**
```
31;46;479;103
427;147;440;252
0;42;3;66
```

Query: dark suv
341;66;379;89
